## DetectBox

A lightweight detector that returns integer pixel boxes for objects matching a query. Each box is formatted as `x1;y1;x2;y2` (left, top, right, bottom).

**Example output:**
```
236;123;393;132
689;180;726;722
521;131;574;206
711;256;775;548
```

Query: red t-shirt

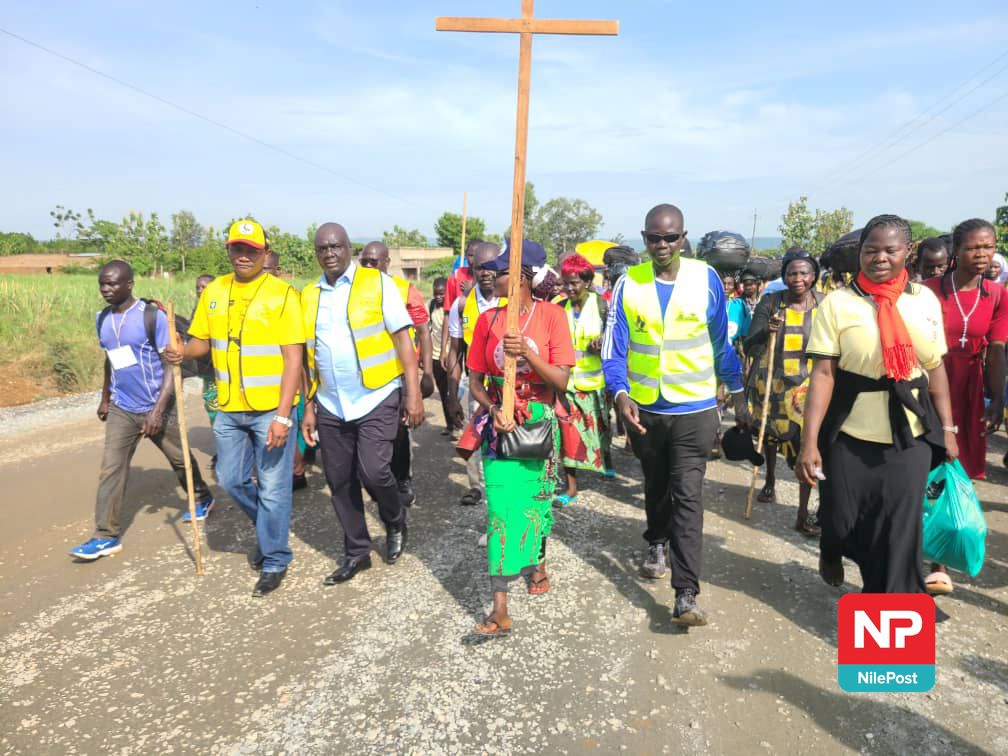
443;267;473;312
467;301;575;394
922;276;1008;353
406;283;429;326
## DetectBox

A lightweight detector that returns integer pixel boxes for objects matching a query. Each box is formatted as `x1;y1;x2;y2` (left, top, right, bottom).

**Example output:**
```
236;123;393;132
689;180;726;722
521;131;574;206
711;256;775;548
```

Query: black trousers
820;433;929;594
391;422;411;484
629;407;718;593
316;391;405;560
432;361;457;431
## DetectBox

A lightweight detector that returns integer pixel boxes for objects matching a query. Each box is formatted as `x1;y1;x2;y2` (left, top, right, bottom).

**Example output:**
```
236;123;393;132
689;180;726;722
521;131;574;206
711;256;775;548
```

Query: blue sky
3;0;1008;243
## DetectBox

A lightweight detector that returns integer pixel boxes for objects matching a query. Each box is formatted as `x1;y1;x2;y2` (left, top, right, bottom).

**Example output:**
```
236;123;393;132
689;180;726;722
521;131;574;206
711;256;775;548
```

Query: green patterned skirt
483;401;560;577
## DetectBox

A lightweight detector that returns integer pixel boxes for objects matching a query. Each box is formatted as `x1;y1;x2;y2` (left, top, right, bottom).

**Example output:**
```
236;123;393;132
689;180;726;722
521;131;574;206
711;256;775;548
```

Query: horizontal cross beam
435;17;619;35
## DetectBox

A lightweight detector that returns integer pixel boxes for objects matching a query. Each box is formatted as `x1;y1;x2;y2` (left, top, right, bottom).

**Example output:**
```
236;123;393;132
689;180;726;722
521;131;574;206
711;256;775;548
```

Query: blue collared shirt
601;265;744;415
313;261;413;421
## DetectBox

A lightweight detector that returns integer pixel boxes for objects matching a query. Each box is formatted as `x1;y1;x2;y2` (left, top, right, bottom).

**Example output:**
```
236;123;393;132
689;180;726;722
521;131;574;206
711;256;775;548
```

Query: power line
868;88;1008;174
821;47;1008;182
0;26;411;204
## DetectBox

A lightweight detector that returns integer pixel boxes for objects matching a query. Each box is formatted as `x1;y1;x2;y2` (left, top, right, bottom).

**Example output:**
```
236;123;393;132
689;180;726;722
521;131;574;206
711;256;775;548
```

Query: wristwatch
942;425;958;434
273;415;294;428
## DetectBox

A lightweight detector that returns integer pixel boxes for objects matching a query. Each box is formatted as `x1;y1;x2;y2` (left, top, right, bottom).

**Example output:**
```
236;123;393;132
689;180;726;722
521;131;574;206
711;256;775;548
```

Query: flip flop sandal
552;494;577;508
473;619;512;638
925;571;954;595
757;484;776;504
459;488;482;506
603;468;616;479
528;574;551;595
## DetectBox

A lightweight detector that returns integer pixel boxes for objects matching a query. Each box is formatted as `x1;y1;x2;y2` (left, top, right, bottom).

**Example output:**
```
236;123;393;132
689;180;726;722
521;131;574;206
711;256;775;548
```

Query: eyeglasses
358;258;380;268
643;232;684;244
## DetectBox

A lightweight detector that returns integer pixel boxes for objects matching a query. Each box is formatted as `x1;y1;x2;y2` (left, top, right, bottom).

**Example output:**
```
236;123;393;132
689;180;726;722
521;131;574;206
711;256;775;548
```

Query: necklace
111;299;140;347
951;276;981;349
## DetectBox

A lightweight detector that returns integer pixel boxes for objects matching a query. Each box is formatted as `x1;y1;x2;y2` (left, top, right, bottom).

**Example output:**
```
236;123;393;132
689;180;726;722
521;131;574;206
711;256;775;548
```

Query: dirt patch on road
0;364;47;406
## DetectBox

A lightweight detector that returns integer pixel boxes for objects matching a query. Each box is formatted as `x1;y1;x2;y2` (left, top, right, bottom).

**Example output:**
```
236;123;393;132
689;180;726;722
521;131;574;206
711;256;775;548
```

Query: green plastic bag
922;460;987;577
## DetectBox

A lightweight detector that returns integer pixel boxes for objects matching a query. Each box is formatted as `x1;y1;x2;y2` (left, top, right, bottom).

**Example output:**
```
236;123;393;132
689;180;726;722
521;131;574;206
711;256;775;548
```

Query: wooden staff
744;306;782;520
167;302;205;575
459;191;468;269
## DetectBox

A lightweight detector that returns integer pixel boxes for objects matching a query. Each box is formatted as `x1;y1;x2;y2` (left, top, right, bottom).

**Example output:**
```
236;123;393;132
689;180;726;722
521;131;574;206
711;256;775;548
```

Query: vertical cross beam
436;2;618;417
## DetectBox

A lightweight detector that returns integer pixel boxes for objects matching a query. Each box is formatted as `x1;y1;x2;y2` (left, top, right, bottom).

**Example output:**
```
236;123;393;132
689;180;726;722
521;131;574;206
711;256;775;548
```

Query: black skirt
819;433;929;594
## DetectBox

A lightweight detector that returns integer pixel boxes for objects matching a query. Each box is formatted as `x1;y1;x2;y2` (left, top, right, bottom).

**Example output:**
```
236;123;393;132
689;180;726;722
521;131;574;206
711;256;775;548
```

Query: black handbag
498;417;553;460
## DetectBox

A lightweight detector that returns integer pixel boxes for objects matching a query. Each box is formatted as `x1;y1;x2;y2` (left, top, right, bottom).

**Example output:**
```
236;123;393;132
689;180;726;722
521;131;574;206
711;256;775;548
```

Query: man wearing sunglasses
602;203;751;627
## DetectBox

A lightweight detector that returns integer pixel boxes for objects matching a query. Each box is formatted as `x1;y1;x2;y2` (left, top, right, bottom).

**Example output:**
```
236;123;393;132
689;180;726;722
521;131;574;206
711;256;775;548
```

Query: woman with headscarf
797;214;958;594
921;219;1006;595
743;248;824;535
552;252;613;507
465;240;575;637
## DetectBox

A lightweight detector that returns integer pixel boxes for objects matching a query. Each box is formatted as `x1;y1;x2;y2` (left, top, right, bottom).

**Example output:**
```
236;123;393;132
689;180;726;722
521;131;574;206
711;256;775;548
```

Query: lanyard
111;299;140;348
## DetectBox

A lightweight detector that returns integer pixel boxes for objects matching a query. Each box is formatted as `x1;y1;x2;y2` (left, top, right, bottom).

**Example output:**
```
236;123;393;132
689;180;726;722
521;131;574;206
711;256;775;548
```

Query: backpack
97;299;210;379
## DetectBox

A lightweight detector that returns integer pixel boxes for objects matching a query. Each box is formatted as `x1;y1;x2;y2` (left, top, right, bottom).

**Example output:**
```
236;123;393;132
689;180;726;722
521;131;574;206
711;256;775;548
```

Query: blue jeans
213;411;295;572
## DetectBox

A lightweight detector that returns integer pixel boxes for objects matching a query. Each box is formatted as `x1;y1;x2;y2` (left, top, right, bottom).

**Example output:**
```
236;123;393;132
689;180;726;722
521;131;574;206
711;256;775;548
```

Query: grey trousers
94;403;211;538
461;382;485;495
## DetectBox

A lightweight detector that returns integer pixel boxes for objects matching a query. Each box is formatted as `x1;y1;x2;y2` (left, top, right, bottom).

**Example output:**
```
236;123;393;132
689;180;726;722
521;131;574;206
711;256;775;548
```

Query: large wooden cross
437;1;618;417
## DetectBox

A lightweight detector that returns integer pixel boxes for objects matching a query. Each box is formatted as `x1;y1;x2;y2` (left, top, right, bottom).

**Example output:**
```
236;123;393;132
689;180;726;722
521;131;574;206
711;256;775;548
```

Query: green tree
170;210;205;273
811;207;854;254
908;220;944;240
383;225;431;248
523;181;539;224
778;196;815;251
995;193;1008;254
0;231;37;256
528;197;603;261
49;205;88;239
421;256;457;281
434;213;487;255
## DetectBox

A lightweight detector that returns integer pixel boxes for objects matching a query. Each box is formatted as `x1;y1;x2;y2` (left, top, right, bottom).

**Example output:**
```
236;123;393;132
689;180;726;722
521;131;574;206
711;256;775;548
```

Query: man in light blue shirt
301;222;423;585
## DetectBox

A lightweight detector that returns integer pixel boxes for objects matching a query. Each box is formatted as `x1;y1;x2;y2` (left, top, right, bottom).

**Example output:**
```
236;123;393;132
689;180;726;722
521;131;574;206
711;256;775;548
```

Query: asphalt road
1;389;1006;754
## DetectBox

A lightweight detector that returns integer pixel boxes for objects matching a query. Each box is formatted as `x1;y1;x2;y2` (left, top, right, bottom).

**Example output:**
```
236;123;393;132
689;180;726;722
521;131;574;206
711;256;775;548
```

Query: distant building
386;246;454;281
0;253;99;275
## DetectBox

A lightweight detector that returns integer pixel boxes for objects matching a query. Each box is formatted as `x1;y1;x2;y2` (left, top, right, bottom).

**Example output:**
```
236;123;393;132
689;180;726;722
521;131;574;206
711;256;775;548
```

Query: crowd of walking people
69;207;1006;635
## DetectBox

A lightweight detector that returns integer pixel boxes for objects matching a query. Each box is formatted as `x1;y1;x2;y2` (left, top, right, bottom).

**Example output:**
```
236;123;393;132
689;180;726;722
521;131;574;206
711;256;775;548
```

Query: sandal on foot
552;494;577;508
528;574;551;595
603;468;616;479
757;484;776;504
795;513;820;538
473;619;512;637
459;488;482;506
925;571;954;595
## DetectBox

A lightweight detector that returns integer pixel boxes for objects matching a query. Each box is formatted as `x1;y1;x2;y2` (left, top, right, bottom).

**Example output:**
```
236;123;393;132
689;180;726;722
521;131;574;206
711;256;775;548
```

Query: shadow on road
721;670;986;754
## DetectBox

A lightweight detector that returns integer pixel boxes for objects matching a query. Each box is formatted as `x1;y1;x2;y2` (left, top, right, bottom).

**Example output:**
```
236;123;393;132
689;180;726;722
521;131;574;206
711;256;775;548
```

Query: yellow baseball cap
226;219;267;250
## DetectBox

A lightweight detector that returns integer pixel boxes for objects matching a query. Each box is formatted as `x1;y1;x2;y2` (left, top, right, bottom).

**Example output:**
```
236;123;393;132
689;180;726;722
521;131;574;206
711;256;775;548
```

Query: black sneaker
672;589;708;626
640;542;668;579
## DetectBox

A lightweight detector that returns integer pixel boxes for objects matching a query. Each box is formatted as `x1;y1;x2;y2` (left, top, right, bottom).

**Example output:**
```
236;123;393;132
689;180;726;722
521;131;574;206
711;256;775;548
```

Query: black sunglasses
642;232;685;244
358;258;380;268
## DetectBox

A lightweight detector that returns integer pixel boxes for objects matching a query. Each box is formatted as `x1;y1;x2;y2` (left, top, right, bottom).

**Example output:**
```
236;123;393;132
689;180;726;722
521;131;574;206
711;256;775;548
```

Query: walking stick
167;303;205;575
744;312;781;520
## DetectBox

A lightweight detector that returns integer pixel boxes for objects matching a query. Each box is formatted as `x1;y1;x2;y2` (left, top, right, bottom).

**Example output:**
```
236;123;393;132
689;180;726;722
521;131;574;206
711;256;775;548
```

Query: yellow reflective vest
389;274;416;342
462;289;507;346
564;292;605;391
301;267;404;397
622;258;717;405
201;273;299;412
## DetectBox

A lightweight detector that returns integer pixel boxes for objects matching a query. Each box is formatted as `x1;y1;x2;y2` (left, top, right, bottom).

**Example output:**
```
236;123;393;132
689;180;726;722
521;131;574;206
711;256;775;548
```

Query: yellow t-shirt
806;283;946;444
189;273;304;412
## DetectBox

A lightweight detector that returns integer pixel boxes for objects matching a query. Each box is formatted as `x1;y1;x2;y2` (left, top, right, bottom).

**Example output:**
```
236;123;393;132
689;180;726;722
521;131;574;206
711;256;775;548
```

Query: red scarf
856;269;916;382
